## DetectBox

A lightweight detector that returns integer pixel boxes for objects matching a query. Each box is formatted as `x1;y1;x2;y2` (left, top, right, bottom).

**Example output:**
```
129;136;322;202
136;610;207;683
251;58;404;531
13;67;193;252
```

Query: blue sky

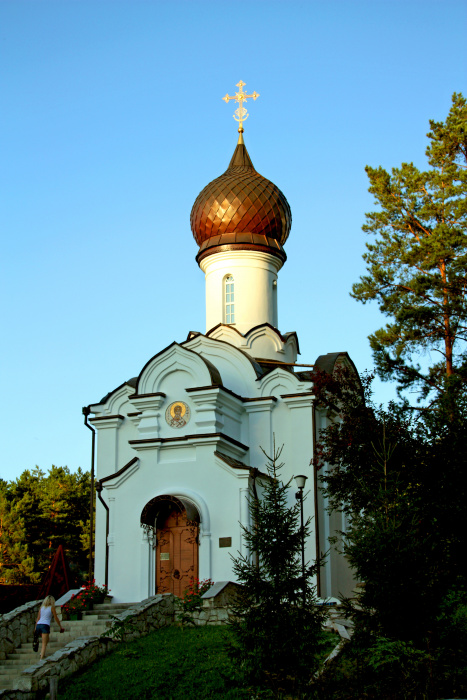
1;0;466;483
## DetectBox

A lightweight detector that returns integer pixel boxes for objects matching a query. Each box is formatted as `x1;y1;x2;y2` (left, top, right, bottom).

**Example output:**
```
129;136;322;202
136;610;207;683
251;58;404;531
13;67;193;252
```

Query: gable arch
244;325;284;354
106;384;134;415
183;334;262;397
136;343;222;395
259;368;303;398
207;323;245;347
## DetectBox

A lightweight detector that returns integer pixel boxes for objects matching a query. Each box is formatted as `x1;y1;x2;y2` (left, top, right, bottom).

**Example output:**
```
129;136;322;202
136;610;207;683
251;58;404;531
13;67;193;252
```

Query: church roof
190;133;292;264
314;352;360;378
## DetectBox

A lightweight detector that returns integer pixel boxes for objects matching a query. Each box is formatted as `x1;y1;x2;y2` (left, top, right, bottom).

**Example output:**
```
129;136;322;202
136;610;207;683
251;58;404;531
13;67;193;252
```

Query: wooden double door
156;506;199;597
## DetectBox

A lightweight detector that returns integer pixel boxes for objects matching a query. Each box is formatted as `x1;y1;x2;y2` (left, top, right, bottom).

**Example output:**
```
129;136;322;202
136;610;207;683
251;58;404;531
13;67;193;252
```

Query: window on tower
225;275;235;324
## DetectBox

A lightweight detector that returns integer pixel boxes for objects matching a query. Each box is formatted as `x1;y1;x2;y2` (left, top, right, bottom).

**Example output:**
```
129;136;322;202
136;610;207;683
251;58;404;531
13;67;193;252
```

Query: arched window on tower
225;275;235;324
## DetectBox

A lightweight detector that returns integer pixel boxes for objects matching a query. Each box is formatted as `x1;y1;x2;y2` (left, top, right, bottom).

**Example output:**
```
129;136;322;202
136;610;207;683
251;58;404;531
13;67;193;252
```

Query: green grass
58;626;338;700
60;626;250;699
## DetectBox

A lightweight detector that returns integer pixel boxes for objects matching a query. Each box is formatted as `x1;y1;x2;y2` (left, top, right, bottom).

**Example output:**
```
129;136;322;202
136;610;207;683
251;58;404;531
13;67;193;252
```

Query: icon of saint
169;403;186;428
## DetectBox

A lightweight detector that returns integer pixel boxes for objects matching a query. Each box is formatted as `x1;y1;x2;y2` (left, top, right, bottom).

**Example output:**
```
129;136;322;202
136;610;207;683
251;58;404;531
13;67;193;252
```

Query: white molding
105;459;140;489
214;453;250;480
129;433;248;461
281;394;315;410
244;398;277;414
90;416;124;431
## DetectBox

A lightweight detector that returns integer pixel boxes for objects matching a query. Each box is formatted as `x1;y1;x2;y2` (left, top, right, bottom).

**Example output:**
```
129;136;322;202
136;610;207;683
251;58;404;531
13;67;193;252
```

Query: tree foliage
0;466;91;585
229;445;325;695
310;95;467;698
314;366;466;639
313;366;467;698
352;93;467;400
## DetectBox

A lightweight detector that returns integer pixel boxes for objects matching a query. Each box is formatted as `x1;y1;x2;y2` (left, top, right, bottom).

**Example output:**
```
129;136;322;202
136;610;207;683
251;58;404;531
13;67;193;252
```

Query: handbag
32;628;40;652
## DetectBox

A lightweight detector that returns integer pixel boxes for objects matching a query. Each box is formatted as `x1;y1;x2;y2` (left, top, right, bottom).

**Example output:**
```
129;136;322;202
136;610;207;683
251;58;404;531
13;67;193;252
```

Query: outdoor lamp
294;474;308;491
294;474;308;604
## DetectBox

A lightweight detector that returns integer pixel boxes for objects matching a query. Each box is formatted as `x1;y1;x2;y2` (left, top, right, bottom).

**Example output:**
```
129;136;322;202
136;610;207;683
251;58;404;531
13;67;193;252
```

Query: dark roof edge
196;242;286;266
98;457;139;486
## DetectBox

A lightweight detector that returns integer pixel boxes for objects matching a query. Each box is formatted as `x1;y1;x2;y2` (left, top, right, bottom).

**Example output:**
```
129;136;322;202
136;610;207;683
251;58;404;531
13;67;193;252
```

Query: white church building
87;97;357;604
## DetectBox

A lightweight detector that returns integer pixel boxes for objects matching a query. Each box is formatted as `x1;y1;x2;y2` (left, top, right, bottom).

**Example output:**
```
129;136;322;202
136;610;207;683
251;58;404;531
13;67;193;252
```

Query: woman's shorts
36;624;50;634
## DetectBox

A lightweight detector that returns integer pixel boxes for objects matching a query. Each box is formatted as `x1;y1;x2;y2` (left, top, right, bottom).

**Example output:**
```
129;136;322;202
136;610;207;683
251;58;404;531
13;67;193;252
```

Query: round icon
165;401;190;429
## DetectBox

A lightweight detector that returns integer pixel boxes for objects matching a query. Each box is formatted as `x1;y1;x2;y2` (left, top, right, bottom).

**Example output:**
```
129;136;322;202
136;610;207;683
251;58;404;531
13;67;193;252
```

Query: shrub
177;577;213;624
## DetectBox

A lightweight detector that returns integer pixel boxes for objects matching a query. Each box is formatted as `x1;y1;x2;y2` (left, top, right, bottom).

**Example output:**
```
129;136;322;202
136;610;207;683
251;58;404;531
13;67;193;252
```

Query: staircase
0;602;135;691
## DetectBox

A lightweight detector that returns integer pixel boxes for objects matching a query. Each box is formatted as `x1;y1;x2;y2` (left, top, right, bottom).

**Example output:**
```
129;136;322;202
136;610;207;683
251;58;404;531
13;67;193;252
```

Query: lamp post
295;474;308;605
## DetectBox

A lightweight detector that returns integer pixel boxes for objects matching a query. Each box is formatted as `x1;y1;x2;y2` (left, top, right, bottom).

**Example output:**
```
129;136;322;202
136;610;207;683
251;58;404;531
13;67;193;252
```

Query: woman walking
34;595;64;659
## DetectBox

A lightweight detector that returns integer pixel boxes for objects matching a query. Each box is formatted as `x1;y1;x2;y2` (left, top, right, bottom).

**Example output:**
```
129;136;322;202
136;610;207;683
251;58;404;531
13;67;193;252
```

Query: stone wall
0;594;175;700
174;599;233;626
0;602;40;662
189;603;232;626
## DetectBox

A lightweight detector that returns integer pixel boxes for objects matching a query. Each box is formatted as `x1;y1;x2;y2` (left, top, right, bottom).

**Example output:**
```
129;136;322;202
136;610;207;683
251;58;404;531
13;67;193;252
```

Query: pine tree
0;485;38;584
0;466;91;583
352;93;467;401
229;445;324;693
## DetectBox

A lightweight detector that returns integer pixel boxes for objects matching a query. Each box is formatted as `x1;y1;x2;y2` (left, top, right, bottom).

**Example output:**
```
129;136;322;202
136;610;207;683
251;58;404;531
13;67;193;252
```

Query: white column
139;528;153;600
199;527;212;581
90;417;124;477
244;399;276;468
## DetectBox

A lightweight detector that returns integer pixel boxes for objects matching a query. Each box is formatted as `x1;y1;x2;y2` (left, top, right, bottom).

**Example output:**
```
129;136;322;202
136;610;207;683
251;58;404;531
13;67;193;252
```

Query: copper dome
191;134;292;264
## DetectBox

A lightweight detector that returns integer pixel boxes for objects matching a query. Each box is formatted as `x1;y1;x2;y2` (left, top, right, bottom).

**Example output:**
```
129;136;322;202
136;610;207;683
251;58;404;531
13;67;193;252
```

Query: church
87;83;357;604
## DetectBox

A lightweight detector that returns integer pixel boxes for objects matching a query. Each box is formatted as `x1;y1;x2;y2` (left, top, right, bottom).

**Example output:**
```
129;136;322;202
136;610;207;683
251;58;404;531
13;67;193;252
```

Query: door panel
156;507;198;596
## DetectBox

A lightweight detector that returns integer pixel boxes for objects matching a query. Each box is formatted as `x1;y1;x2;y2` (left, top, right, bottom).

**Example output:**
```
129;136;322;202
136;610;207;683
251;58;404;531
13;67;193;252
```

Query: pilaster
244;398;276;467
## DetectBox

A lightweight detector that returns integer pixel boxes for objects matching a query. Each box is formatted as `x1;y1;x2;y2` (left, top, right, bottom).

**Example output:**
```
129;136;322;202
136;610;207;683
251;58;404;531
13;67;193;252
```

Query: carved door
156;507;199;597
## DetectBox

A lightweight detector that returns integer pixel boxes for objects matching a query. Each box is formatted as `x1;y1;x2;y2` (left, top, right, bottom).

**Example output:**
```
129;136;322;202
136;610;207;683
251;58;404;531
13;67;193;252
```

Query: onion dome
191;134;292;264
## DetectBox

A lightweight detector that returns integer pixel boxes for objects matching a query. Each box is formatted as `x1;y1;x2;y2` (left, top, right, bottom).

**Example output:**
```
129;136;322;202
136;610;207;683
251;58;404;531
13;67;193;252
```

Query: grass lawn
58;625;337;700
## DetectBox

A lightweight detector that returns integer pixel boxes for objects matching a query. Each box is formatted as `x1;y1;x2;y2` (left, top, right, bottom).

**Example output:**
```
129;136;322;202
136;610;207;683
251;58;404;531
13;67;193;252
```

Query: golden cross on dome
222;80;260;132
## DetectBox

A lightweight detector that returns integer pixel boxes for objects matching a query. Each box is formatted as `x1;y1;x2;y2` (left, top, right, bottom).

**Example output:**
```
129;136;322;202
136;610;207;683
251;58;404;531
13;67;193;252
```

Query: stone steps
0;603;136;691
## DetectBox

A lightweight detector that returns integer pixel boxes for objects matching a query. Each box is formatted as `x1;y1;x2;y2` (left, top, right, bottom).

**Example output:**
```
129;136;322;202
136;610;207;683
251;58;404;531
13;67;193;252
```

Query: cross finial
222;80;260;133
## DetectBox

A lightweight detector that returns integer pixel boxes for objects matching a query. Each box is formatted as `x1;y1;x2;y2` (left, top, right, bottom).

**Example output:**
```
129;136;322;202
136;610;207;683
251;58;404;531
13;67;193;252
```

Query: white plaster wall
200;251;283;334
96;445;250;603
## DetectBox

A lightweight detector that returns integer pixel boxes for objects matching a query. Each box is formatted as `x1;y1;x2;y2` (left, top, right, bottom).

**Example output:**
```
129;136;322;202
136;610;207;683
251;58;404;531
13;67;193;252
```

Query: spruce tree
229;445;324;693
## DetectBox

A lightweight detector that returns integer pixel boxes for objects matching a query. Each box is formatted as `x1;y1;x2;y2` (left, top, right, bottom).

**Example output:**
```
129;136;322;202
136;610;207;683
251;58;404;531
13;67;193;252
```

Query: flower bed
61;579;109;619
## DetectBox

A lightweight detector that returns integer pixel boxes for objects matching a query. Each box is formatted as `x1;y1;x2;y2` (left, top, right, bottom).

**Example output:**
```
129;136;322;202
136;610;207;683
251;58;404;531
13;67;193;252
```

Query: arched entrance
141;495;199;597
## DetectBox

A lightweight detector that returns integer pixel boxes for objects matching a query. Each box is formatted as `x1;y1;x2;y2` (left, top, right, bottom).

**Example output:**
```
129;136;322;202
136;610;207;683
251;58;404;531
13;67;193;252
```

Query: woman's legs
40;632;49;659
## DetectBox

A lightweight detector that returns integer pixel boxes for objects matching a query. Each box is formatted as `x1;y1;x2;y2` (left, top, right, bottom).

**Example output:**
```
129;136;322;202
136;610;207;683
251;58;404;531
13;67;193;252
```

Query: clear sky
1;0;466;483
